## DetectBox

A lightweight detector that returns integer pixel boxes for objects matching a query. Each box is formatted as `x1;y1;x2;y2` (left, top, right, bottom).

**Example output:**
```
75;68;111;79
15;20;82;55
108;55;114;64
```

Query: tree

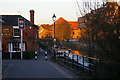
77;0;120;77
78;1;120;61
92;2;120;61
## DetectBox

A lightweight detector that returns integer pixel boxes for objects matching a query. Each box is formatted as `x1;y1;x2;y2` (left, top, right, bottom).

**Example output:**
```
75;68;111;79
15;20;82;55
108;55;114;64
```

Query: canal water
55;49;97;67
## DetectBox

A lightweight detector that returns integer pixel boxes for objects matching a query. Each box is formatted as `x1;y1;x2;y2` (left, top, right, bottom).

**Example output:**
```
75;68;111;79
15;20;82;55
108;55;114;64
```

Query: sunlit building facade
39;17;81;40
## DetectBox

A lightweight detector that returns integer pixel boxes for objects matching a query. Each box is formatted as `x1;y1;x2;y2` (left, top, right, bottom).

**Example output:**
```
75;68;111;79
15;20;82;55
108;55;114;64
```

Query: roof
0;16;4;23
55;17;68;25
55;17;79;30
68;21;78;30
50;17;70;30
40;24;52;30
50;17;79;30
1;15;34;26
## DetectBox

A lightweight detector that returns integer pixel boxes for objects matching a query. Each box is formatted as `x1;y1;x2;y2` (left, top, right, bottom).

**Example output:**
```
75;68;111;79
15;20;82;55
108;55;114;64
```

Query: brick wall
2;25;38;53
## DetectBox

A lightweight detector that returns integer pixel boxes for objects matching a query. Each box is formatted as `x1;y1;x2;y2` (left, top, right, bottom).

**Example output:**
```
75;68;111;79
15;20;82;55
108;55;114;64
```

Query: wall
2;26;13;52
2;25;38;53
71;29;80;39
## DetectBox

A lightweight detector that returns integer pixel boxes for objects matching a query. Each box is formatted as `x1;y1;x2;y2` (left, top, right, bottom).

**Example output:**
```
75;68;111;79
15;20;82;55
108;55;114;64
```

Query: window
13;43;19;51
73;32;74;35
13;26;20;37
14;29;20;37
77;36;79;39
8;43;25;52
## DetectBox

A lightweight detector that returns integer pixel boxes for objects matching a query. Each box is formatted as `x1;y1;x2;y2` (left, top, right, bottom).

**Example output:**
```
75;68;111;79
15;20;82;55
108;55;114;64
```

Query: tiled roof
55;17;68;25
51;17;79;30
40;24;52;31
1;15;34;26
68;21;78;30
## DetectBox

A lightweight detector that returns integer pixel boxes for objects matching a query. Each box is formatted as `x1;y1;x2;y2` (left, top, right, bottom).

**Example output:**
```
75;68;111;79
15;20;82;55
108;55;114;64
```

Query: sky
0;0;120;25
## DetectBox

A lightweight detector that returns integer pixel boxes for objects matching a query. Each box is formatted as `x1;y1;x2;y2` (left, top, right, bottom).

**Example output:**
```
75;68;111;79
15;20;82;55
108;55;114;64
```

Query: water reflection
71;50;88;57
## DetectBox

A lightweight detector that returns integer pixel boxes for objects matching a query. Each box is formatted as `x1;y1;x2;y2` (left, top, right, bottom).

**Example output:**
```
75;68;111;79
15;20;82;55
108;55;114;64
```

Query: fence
48;48;99;75
56;52;98;73
48;47;120;78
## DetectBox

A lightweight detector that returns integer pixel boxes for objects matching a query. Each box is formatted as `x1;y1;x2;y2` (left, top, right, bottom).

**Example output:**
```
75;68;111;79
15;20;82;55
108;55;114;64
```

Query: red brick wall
23;25;38;51
2;26;13;52
2;25;38;52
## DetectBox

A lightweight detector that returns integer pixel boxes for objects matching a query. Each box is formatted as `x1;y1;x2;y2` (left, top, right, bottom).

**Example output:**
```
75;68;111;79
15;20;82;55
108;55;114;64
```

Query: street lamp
52;14;56;40
52;14;56;60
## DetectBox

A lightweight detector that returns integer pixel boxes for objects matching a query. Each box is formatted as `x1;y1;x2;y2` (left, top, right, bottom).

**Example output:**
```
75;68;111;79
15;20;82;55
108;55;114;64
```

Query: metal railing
55;51;100;73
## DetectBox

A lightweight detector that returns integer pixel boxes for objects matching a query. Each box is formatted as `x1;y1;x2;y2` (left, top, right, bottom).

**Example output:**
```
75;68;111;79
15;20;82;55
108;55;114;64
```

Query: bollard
82;56;85;73
64;52;66;64
58;52;60;60
72;54;74;68
45;51;47;60
67;53;69;66
77;55;78;69
10;52;12;59
35;51;37;60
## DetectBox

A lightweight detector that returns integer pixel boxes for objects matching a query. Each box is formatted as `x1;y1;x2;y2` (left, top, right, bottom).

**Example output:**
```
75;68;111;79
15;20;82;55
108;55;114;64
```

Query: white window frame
8;43;25;52
19;43;25;51
13;26;20;37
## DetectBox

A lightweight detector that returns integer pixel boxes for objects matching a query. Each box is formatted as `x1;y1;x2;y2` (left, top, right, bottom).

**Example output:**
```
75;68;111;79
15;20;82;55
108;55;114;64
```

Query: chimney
30;10;35;24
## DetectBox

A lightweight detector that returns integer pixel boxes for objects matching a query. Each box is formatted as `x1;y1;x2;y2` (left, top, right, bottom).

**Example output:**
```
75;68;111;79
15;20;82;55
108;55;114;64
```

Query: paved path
2;48;80;78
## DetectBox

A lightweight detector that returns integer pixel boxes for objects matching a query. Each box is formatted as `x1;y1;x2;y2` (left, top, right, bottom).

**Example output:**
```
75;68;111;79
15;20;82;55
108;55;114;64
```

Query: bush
39;42;49;50
93;62;120;78
2;51;35;59
23;50;35;59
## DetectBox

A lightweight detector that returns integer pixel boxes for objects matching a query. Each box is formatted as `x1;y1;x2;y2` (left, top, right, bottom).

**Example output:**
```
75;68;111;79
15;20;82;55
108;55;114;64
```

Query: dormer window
13;26;20;37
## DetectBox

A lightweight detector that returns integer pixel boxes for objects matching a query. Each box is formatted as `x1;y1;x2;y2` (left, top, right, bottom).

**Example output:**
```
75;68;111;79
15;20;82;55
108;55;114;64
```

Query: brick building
1;10;39;58
39;17;81;40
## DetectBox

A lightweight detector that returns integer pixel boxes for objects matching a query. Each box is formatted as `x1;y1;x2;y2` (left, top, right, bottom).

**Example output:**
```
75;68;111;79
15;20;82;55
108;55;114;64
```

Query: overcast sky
0;0;120;25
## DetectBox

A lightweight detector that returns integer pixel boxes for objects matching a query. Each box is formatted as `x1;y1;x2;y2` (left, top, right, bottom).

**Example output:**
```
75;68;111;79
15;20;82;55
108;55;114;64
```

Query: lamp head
52;14;56;22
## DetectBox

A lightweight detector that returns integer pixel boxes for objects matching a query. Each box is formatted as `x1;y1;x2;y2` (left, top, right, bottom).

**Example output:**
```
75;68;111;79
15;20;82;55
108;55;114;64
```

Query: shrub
23;50;35;59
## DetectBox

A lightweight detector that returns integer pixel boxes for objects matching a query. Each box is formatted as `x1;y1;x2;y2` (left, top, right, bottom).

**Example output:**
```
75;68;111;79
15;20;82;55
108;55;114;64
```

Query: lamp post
18;18;25;60
52;14;56;60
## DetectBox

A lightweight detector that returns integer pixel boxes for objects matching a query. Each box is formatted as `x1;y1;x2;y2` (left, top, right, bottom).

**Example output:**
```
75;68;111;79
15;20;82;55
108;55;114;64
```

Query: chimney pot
30;10;35;24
